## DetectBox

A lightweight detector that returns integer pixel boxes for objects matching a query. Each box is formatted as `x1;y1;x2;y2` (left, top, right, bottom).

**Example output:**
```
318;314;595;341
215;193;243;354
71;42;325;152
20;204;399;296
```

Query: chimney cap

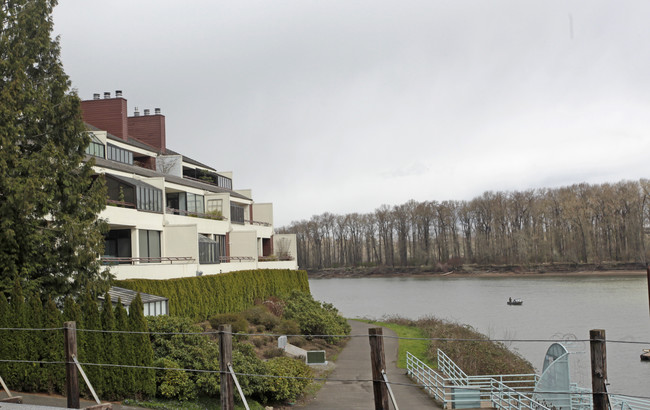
93;93;100;100
155;107;161;115
115;90;123;97
103;91;111;99
144;109;150;116
134;107;140;117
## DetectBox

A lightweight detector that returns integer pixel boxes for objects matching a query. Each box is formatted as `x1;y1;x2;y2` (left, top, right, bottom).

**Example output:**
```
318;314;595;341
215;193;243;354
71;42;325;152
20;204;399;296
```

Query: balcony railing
166;207;226;221
258;255;295;262
245;219;272;227
106;199;136;208
101;256;195;265
219;256;255;263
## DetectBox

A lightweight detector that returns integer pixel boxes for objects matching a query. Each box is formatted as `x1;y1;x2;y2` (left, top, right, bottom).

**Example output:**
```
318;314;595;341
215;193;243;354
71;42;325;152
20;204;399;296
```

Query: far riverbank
307;262;649;279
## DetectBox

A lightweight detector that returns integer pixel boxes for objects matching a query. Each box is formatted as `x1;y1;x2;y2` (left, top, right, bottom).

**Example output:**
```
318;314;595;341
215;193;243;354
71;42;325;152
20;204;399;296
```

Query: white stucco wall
229;230;258;259
252;203;273;225
164;224;199;261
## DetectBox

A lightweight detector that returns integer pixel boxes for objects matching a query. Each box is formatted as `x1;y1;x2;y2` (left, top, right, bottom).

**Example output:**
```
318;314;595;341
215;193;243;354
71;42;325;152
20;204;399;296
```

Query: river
308;275;650;397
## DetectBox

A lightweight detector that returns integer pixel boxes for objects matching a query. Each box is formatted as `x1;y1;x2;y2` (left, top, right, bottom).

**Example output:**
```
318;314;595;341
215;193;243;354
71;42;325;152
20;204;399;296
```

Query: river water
309;275;650;397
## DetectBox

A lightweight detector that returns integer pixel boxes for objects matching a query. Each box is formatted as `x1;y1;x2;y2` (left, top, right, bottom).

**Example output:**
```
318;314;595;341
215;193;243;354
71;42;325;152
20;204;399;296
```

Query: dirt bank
307;263;649;279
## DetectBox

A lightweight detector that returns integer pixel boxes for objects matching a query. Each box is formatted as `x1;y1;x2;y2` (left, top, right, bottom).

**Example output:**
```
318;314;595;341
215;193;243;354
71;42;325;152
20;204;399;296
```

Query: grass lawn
358;319;436;369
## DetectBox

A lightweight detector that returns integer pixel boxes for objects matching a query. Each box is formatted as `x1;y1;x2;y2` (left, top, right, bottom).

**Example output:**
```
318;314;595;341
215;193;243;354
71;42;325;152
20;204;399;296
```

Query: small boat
507;298;523;306
641;349;650;361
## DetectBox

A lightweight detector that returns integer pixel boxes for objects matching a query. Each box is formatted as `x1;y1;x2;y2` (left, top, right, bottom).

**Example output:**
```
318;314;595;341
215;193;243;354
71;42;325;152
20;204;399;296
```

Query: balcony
101;256;195;265
166;207;225;221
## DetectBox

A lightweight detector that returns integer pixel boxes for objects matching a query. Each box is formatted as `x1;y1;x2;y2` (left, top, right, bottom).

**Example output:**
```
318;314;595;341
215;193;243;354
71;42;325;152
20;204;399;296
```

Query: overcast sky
53;1;650;226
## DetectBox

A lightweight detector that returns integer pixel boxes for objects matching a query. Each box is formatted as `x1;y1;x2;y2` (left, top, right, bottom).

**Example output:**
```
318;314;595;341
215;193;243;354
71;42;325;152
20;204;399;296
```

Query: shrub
260;357;312;403
263;347;285;359
283;291;350;343
287;336;307;348
208;313;249;334
274;319;301;336
243;305;280;330
154;358;197;401
262;296;286;317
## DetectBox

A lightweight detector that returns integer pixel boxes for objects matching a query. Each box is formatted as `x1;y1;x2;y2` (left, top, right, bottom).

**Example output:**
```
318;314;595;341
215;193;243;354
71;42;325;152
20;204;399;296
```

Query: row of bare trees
278;180;650;270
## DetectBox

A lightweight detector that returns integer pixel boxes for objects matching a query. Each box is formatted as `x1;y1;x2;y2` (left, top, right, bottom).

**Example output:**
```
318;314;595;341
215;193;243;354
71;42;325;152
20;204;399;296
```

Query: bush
283;291;350;343
288;336;307;348
208;313;249;334
263;347;285;359
243;305;280;330
147;316;220;397
260;357;312;403
154;358;197;401
274;319;300;336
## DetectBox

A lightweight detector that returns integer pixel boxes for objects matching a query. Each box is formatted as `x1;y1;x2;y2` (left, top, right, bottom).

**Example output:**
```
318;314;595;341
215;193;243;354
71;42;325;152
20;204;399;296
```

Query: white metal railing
406;351;542;410
408;350;650;410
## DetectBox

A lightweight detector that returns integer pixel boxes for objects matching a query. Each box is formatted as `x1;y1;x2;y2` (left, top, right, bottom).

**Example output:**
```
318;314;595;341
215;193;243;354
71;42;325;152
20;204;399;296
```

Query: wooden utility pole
219;324;234;410
646;264;650;316
590;329;608;410
64;321;79;409
369;327;389;410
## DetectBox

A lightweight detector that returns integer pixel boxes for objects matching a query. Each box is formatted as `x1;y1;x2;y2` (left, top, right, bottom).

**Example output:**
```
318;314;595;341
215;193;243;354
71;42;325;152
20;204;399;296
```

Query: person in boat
508;297;512;303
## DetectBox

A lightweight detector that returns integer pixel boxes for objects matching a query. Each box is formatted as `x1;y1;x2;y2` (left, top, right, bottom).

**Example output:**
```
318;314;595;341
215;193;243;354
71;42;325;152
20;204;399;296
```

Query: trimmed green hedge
115;269;310;321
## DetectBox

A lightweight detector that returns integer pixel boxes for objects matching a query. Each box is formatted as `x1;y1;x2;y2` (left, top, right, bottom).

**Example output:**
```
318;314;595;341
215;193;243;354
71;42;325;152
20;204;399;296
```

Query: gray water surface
309;275;650;397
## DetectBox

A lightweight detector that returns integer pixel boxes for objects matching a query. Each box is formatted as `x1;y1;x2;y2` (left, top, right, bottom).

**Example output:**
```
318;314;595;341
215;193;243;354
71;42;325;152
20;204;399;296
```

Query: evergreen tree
42;296;64;394
114;298;134;398
0;0;109;299
0;293;9;381
100;293;119;399
80;291;103;397
25;293;44;391
128;294;155;398
8;280;27;389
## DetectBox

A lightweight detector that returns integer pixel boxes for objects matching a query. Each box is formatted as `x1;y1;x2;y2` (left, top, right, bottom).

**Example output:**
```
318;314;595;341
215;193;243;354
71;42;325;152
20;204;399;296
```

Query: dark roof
101;286;168;307
165;147;216;171
92;156;251;200
105;173;160;191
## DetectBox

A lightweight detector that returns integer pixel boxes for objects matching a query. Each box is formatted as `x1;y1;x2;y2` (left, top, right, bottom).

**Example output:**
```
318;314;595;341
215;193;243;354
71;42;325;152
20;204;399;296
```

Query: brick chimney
127;107;166;151
80;91;128;140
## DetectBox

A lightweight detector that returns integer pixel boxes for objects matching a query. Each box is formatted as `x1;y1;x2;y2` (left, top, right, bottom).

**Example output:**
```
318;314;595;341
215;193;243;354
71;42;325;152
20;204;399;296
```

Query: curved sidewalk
302;320;441;409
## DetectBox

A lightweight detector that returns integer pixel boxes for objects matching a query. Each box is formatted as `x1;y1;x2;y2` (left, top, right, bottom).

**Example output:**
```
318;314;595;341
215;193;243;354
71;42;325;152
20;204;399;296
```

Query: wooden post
219;324;234;410
369;327;389;410
646;264;650;317
64;321;79;409
590;329;608;410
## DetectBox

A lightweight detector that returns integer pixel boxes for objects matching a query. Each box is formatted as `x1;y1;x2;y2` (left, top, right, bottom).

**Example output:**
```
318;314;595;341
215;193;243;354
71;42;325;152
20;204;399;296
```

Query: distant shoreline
307;266;649;279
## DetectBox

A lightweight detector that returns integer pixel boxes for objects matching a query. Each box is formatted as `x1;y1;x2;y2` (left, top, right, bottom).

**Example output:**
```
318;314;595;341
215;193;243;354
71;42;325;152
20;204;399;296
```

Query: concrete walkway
301;320;441;409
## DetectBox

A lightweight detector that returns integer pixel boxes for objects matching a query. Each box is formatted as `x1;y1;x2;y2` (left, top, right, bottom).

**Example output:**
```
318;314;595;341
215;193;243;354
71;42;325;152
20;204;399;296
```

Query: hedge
115;269;310;321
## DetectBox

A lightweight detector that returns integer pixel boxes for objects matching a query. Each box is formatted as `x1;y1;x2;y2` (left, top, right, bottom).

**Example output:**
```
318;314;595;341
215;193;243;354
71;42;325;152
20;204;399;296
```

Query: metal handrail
219;256;255;262
165;207;226;221
101;256;195;265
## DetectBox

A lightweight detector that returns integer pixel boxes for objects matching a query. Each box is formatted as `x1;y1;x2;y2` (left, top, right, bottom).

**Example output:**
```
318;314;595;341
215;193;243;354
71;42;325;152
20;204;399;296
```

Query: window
139;230;161;262
187;193;204;214
107;144;134;165
85;134;105;158
136;185;163;212
104;229;131;263
215;234;226;258
206;199;223;216
199;234;219;264
230;203;245;224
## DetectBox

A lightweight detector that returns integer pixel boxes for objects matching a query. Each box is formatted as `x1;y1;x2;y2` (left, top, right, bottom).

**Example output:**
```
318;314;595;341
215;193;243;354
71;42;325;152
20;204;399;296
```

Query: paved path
301;320;441;409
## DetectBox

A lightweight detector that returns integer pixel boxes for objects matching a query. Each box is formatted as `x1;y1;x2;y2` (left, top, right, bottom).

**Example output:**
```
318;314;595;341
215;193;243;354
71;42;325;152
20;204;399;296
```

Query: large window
137;185;163;213
85;134;105;158
166;192;204;215
230;203;245;224
107;144;134;165
199;234;219;264
206;199;223;216
187;193;204;214
104;229;132;263
139;230;161;262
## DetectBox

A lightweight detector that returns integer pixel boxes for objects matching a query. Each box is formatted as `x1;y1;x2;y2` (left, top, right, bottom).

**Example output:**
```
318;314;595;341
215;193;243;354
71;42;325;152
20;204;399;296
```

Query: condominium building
81;91;297;281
